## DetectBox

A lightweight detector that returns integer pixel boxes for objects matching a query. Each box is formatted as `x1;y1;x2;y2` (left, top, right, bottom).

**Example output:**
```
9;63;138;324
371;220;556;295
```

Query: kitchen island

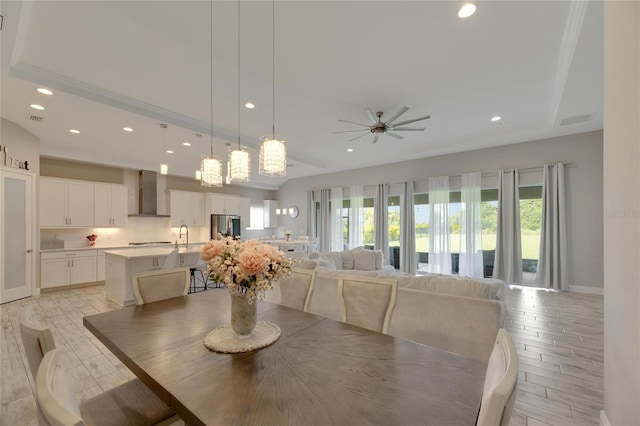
104;246;204;306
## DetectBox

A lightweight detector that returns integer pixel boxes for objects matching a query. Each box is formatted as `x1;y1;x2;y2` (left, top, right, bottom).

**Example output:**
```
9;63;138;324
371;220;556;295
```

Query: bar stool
188;260;209;293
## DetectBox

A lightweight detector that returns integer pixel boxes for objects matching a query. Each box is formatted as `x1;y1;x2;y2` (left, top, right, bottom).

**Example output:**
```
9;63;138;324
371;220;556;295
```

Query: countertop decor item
201;237;292;352
86;234;97;246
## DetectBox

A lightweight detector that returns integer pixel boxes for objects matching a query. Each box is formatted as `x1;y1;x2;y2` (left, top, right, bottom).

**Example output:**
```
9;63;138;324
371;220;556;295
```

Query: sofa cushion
354;249;377;271
296;259;318;270
341;250;355;270
391;273;503;300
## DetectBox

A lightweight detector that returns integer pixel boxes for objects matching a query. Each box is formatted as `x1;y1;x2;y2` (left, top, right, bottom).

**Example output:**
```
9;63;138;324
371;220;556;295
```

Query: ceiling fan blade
391;115;431;127
387;133;405;140
334;129;372;134
337;119;370;127
391;127;426;131
372;135;379;144
385;106;410;124
365;109;378;124
348;132;370;142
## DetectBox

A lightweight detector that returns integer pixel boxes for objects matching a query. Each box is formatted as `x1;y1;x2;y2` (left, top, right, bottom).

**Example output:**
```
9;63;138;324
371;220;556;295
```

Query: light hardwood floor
0;284;603;425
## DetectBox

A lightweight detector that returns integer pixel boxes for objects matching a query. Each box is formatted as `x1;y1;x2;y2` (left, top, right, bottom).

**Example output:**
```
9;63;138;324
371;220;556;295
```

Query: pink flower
201;240;225;262
238;247;268;276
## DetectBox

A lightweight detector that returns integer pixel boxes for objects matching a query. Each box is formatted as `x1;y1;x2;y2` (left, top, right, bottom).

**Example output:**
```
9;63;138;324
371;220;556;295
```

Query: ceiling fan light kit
336;106;430;144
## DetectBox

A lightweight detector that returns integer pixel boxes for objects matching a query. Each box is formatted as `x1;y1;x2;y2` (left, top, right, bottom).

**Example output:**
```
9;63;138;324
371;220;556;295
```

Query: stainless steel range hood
128;170;170;217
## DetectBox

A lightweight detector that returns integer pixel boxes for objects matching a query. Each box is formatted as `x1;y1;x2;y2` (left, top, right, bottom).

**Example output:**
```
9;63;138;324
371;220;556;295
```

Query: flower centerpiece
86;234;97;247
201;237;293;337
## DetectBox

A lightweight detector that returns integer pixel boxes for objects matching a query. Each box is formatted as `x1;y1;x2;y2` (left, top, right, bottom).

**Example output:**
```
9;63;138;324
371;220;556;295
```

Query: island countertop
103;245;205;259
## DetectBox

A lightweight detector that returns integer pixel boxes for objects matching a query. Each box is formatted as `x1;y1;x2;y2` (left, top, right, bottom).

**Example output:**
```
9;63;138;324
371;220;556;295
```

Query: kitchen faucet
179;224;189;249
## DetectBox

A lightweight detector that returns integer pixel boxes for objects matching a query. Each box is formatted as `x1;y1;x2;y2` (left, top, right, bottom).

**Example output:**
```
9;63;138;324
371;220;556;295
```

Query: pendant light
160;123;168;175
259;0;287;177
201;0;223;187
228;0;251;183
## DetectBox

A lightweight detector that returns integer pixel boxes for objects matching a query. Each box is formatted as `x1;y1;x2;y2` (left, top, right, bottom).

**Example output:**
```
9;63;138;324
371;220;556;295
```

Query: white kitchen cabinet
94;183;128;227
207;194;240;215
97;250;106;281
40;250;97;289
238;197;251;229
170;190;205;227
40;178;94;227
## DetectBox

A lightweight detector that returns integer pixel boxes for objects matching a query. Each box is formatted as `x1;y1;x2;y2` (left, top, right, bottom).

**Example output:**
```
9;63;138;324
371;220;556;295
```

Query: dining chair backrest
338;275;398;334
161;249;180;269
277;268;316;311
132;267;190;305
19;306;57;379
36;349;84;426
476;328;519;426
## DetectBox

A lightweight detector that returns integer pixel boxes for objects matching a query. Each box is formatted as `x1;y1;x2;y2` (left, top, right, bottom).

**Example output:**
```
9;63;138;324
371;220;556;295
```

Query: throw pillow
341;250;355;270
354;249;377;270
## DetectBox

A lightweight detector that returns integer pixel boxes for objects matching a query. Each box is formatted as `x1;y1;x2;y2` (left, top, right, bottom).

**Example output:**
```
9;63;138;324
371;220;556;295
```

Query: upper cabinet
94;183;128;227
169;190;205;227
263;200;279;228
208;194;239;215
40;178;94;227
238;197;251;229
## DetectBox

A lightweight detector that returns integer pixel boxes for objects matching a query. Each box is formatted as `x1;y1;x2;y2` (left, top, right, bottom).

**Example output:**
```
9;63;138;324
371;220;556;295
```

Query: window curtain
318;189;331;252
493;170;522;284
400;181;416;274
374;184;389;257
459;172;484;278
307;190;315;238
348;185;364;249
330;187;344;251
536;163;568;290
427;176;451;274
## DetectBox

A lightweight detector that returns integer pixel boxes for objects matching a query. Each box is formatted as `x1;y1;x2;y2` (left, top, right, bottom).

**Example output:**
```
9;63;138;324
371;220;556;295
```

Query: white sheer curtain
536;163;568;290
318;189;331;252
427;176;451;274
330;187;344;252
493;170;522;284
348;185;364;249
400;181;416;274
374;184;389;256
459;172;484;278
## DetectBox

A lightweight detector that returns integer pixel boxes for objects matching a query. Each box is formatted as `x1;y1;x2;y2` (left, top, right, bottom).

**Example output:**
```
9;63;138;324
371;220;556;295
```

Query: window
414;193;429;272
519;186;542;284
362;198;375;247
388;196;401;269
249;205;264;229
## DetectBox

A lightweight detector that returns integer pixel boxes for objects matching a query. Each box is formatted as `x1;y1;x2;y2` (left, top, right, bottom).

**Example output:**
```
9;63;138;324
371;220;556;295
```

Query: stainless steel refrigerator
210;214;241;239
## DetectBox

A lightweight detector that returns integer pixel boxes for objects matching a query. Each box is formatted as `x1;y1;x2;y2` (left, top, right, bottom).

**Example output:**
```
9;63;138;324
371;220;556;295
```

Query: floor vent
27;114;44;122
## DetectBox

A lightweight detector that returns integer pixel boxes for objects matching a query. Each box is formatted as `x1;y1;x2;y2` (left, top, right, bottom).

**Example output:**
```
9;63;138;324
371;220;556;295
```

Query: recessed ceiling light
30;104;45;110
37;88;53;95
123;127;133;132
69;129;80;134
458;3;476;18
347;148;354;152
244;102;255;109
491;116;502;122
166;150;174;154
183;142;191;147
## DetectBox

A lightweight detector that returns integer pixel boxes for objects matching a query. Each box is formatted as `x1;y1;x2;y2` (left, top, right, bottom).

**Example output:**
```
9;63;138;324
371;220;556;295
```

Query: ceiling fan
334;106;430;144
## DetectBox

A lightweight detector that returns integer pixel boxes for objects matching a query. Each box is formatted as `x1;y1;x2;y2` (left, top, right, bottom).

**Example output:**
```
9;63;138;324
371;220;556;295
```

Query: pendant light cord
237;0;241;149
210;0;214;157
272;0;275;138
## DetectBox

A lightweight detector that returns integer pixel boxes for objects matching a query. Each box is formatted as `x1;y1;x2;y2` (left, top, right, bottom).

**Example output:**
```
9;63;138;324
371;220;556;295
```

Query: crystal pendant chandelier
201;0;223;187
228;0;251;183
259;0;286;177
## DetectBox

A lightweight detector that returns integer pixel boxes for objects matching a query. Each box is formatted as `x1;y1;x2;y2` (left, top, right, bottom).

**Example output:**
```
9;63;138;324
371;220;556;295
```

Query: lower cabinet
41;251;97;289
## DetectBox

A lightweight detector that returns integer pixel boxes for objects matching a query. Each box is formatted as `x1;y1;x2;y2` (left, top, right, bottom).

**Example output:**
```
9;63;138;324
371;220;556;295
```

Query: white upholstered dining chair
132;267;190;305
476;328;519;426
338;275;398;334
19;306;57;380
36;349;177;426
277;268;316;311
161;249;180;269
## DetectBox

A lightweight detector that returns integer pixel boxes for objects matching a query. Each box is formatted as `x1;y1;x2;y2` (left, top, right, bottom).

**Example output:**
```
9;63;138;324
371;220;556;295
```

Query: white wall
603;2;640;424
278;130;603;290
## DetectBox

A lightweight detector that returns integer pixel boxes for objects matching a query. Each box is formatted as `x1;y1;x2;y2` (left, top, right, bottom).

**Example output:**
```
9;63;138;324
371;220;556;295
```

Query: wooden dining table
83;290;487;426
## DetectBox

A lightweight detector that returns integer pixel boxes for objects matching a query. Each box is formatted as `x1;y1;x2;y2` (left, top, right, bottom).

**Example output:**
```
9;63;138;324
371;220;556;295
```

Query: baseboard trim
600;410;611;426
568;285;604;295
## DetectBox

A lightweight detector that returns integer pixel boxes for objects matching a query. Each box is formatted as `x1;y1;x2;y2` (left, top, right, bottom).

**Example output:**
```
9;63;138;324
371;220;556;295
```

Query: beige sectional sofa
267;267;505;363
308;247;396;273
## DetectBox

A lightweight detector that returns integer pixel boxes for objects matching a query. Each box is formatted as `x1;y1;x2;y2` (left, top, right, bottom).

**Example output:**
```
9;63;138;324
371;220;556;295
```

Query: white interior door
1;170;34;303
